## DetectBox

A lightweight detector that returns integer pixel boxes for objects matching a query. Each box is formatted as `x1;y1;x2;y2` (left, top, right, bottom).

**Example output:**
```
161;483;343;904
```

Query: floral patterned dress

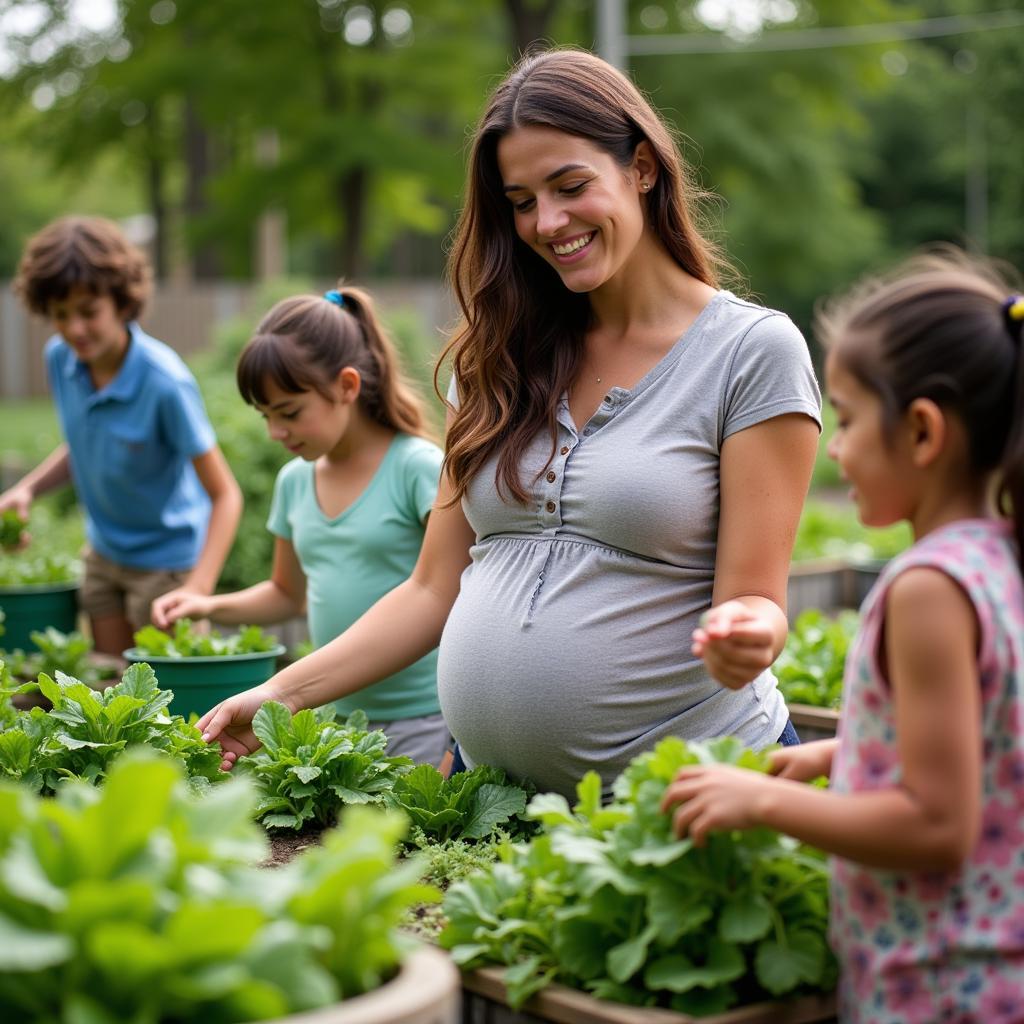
830;519;1024;1023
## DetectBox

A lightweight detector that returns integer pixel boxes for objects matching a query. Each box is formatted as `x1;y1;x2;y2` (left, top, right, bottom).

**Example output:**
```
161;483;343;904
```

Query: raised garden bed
460;967;836;1024
787;704;840;743
786;559;884;620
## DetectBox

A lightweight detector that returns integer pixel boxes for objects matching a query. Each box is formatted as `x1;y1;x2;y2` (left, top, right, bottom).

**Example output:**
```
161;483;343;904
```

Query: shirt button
560;446;569;455
546;471;556;482
545;501;556;513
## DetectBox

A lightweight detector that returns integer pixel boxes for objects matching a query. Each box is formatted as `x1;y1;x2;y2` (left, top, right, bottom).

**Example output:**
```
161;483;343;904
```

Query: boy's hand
769;739;836;782
0;487;32;549
151;588;215;629
693;600;775;690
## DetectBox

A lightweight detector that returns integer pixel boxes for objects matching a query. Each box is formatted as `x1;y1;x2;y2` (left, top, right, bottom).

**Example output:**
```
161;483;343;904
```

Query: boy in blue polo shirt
0;216;243;656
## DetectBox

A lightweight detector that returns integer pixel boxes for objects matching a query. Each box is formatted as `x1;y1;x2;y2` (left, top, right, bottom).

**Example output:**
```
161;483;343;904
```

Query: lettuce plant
1;628;115;687
0;751;438;1022
441;736;836;1015
239;702;414;830
0;663;223;793
772;609;858;710
387;763;531;844
133;619;279;657
0;550;79;586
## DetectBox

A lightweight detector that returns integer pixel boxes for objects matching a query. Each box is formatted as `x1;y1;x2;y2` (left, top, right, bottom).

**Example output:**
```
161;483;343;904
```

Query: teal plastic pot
0;582;79;651
121;645;286;719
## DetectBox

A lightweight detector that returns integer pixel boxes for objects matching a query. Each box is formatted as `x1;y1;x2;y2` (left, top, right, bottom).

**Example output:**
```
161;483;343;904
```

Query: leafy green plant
239;702;414;830
792;500;911;564
0;751;438;1022
132;618;279;657
386;763;532;844
0;628;115;687
0;509;26;550
0;663;223;792
441;737;836;1014
0;549;79;586
773;609;858;710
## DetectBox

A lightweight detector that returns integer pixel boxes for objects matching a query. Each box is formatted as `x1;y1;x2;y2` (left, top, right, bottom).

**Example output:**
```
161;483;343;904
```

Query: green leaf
719;896;773;943
252;701;293;757
462;783;528;840
645;939;745;993
755;930;826;995
606;924;657;983
0;913;73;970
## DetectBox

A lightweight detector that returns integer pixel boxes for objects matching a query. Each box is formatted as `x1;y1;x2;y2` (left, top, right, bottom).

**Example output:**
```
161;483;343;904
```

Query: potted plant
123;618;285;717
0;539;80;651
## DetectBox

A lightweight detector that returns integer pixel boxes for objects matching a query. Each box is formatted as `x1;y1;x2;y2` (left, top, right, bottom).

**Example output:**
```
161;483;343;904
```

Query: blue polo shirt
45;323;216;571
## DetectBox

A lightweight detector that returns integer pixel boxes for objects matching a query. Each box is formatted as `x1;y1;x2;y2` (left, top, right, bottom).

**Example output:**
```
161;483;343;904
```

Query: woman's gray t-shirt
438;291;822;797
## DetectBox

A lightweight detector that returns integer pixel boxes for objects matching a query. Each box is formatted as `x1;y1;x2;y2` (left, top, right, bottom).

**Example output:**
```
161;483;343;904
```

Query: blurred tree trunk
145;114;168;280
183;95;222;279
505;0;559;55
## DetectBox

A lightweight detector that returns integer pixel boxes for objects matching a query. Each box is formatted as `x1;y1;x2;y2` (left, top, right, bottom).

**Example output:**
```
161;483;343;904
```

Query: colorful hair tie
324;289;345;309
1004;294;1024;342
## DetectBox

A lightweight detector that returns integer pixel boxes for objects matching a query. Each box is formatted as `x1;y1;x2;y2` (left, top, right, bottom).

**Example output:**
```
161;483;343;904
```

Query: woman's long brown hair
436;47;730;504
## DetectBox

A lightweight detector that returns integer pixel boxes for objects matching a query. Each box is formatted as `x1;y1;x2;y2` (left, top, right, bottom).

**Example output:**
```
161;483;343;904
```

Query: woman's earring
641;181;651;191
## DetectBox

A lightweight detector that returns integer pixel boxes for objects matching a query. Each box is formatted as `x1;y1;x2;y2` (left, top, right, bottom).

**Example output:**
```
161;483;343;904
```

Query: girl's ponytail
998;295;1024;569
236;282;438;445
336;285;438;443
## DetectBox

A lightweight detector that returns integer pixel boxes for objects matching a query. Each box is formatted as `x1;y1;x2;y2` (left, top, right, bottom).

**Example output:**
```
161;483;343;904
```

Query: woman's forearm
208;581;304;626
270;575;453;711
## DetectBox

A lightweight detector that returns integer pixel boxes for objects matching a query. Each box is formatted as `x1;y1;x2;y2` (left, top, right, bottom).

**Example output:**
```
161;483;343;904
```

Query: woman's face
496;125;651;294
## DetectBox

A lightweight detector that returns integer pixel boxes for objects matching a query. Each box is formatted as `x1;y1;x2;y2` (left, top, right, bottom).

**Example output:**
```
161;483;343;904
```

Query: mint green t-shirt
267;433;443;721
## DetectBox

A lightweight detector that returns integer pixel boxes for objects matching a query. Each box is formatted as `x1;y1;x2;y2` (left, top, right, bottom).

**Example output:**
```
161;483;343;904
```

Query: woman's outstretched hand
693;600;776;690
197;682;295;770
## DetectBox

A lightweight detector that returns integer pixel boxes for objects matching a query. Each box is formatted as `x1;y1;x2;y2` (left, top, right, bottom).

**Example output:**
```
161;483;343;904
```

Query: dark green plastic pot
121;645;286;718
0;582;79;651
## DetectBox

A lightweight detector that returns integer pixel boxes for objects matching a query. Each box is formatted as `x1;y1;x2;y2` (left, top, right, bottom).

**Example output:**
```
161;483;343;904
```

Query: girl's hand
693;600;775;689
197;681;294;770
660;764;771;844
769;739;836;782
151;589;215;629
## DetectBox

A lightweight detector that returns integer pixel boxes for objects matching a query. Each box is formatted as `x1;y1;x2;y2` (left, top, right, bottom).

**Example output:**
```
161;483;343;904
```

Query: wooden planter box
787;704;840;743
786;560;855;620
260;945;460;1024
461;967;836;1024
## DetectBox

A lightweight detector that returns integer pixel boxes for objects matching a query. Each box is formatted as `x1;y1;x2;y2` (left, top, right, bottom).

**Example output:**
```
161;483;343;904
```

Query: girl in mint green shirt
152;284;447;766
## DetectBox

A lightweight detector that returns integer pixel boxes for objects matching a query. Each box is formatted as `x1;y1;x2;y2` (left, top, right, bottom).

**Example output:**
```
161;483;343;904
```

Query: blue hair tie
324;289;345;309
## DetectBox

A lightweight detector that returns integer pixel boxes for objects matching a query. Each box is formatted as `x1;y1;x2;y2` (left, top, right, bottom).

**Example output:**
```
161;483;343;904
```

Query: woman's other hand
693;599;776;689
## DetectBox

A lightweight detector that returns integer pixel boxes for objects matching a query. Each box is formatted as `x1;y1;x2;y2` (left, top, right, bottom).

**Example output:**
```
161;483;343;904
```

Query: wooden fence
0;278;455;400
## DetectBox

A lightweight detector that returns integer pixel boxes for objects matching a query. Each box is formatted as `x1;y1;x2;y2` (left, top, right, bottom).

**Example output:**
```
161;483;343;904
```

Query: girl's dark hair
14;215;152;320
237;285;436;442
817;248;1024;564
437;47;731;504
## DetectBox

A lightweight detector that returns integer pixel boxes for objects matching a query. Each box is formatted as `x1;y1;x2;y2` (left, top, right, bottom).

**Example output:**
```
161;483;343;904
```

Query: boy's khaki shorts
79;547;188;630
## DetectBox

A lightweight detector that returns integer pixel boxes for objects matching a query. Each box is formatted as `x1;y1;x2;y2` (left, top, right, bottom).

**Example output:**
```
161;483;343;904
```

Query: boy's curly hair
14;216;152;320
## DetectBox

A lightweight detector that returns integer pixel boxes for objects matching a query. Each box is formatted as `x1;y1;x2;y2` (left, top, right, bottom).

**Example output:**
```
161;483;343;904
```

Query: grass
0;399;62;467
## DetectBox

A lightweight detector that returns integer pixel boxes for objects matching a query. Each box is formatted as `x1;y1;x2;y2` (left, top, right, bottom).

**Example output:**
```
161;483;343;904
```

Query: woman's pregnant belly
437;536;780;796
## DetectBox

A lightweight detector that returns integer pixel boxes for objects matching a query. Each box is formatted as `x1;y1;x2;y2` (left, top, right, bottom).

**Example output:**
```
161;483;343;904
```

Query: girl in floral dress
663;251;1024;1023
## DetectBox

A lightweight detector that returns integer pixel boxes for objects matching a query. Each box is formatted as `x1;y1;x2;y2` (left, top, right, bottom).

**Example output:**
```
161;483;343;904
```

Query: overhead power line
626;9;1024;55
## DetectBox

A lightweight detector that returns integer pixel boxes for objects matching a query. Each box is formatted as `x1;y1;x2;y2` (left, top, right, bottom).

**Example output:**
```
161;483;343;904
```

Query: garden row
0;645;847;1024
